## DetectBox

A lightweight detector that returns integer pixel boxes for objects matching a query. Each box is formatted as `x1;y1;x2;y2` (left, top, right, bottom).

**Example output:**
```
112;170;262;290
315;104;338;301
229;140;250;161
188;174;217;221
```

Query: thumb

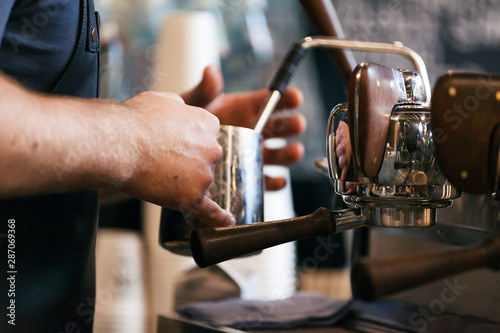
181;65;224;107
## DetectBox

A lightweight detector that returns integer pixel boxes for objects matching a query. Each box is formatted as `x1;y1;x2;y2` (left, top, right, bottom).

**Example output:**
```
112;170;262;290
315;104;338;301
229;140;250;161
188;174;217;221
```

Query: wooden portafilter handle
351;237;500;301
191;207;365;268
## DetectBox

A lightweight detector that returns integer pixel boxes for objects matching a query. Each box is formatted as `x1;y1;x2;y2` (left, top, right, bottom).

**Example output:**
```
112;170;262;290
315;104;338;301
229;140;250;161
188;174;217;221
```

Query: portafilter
190;37;460;268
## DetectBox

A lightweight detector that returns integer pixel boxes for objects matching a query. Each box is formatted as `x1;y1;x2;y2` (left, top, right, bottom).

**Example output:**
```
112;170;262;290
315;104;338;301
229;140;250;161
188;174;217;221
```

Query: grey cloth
175;266;241;309
176;292;352;330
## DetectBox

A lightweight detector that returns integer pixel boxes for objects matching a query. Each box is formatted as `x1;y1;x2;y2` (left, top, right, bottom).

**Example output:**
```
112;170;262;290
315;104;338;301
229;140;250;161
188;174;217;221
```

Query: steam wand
252;36;431;133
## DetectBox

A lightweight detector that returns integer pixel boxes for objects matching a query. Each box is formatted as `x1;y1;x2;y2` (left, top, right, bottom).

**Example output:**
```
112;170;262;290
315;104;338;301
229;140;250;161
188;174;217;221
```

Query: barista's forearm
0;73;138;198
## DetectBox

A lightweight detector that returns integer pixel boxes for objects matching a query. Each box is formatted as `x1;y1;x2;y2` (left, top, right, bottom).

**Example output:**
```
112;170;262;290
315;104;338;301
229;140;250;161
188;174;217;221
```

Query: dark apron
0;0;101;332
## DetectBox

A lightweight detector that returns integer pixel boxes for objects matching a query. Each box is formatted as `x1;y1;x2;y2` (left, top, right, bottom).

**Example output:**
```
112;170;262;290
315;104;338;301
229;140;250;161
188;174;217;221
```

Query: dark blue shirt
0;0;80;93
0;1;100;332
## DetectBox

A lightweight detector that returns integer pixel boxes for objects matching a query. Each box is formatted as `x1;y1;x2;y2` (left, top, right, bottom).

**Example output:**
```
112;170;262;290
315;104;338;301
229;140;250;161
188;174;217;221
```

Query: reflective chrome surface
379;105;443;186
326;71;459;228
211;125;264;225
160;125;264;255
254;36;432;136
298;36;431;102
349;68;428;177
364;206;437;228
334;207;367;233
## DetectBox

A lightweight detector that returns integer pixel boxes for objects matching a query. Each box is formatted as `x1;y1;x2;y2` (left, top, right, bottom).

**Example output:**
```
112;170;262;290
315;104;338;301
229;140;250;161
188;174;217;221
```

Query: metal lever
253;36;430;134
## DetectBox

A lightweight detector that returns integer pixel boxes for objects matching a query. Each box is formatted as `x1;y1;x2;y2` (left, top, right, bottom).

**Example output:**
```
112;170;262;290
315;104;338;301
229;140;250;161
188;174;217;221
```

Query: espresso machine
178;30;500;328
183;40;500;331
159;1;500;331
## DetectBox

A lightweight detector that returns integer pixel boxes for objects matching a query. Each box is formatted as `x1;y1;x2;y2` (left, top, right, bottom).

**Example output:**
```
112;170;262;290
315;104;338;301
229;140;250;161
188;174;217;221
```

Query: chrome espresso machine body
271;36;463;229
326;66;460;228
189;36;492;260
190;35;500;258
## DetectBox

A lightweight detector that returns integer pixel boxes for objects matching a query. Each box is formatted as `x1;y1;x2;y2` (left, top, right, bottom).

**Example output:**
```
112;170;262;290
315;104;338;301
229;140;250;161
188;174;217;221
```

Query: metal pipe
299;37;431;102
253;36;431;133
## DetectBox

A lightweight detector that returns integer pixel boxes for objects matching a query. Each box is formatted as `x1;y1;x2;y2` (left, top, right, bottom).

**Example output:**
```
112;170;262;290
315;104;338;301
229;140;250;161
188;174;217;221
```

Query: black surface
160;299;500;333
98;197;142;231
292;180;346;269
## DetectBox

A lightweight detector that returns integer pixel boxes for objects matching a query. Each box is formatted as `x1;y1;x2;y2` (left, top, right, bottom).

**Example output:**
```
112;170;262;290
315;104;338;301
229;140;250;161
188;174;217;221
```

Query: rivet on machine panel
448;87;457;97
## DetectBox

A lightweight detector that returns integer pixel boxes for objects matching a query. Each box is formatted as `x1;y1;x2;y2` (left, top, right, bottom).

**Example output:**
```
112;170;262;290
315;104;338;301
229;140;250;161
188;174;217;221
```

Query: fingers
336;121;349;143
337;138;350;179
263;142;304;166
336;138;347;155
201;106;222;136
276;87;303;110
335;121;351;178
151;91;186;104
260;88;305;140
338;152;348;168
180;65;224;107
261;113;307;140
244;87;303;115
265;176;287;191
340;166;349;181
189;195;236;227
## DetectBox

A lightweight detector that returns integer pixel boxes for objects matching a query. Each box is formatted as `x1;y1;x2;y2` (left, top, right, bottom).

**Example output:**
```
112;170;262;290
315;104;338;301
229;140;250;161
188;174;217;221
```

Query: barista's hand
119;91;235;227
0;72;233;227
182;65;306;190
